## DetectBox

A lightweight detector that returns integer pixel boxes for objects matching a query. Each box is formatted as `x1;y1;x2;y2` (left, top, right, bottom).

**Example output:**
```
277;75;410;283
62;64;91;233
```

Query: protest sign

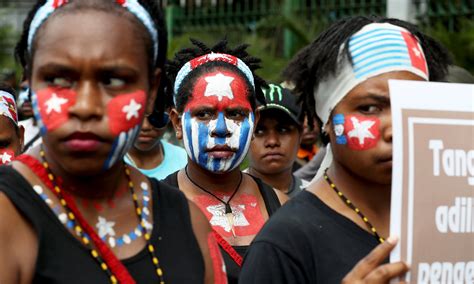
390;80;474;284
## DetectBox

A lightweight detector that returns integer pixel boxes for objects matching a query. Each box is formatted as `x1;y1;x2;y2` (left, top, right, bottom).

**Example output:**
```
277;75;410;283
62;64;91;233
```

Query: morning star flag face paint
333;114;381;151
32;87;77;134
0;149;14;165
103;90;146;170
182;70;254;173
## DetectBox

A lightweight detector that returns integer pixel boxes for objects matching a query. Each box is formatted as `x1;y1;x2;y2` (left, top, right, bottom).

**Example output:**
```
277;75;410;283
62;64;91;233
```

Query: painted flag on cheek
344;115;381;151
107;90;146;136
35;88;77;132
0;149;15;165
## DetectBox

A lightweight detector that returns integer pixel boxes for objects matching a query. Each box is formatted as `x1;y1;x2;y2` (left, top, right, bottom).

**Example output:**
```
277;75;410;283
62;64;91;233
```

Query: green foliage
424;20;474;74
0;23;18;70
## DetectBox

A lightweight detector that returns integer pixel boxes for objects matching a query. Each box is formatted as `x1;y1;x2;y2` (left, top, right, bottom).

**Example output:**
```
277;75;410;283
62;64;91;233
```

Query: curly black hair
166;38;267;113
282;15;452;137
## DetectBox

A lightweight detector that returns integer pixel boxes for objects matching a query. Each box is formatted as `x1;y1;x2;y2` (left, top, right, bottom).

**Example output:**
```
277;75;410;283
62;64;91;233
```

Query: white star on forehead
45;93;68;114
96;216;115;239
0;152;12;164
347;117;375;145
122;99;142;121
412;47;421;58
204;73;235;101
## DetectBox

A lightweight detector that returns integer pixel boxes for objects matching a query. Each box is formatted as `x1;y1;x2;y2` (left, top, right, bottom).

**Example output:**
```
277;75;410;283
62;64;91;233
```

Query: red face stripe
53;0;68;8
193;193;265;238
344;114;381;151
207;233;227;284
36;87;77;132
185;70;251;112
107;90;146;136
401;31;428;76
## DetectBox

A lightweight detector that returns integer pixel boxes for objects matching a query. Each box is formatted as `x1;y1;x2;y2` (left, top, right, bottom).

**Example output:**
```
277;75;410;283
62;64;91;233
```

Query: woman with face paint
240;16;452;283
164;39;288;284
0;1;225;283
0;85;24;164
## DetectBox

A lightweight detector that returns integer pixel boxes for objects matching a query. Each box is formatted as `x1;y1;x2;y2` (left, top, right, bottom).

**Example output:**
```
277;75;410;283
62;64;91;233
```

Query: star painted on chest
0;152;12;164
412;46;421;58
207;204;249;232
347;117;375;145
96;216;116;238
45;93;68;114
122;99;142;120
204;73;235;101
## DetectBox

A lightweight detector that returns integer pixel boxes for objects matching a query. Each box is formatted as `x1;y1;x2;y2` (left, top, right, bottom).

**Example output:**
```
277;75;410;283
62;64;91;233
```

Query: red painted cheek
107;90;147;136
184;70;251;112
193;193;265;238
207;232;227;284
344;114;381;151
36;87;77;132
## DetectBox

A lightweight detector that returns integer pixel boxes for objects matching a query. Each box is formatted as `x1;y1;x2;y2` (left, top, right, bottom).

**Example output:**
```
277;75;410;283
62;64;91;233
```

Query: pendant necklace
185;166;243;237
323;168;385;243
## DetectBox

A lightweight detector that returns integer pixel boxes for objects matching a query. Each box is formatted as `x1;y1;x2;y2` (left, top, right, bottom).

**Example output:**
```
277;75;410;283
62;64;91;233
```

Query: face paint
0;149;14;165
194;193;265;238
182;70;254;173
207;233;227;284
333;114;381;150
32;87;77;134
103;90;146;170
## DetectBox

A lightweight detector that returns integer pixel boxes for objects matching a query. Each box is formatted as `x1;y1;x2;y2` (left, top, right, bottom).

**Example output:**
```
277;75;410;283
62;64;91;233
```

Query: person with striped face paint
165;39;288;284
240;16;452;284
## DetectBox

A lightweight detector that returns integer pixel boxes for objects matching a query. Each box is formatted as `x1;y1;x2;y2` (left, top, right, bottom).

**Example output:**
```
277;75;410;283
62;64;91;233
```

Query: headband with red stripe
173;53;255;104
28;0;158;61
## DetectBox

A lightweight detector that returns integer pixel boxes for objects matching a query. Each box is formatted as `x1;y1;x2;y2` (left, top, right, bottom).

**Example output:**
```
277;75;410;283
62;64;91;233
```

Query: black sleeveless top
162;171;281;284
0;166;205;284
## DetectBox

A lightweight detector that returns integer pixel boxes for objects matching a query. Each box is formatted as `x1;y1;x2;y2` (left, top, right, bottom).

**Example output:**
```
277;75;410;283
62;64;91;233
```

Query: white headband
312;23;429;181
28;0;159;62
173;53;255;104
0;90;18;126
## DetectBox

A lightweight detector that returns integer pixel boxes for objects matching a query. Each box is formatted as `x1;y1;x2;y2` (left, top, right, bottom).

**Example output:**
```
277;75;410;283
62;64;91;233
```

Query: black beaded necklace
323;168;385;243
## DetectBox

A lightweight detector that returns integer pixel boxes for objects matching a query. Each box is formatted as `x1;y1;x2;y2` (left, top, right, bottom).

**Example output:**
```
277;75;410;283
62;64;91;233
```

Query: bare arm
188;200;227;284
0;193;38;284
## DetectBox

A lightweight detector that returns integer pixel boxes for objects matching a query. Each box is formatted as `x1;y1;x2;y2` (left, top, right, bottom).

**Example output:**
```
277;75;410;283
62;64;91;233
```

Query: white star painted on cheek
122;99;142;121
412;47;421;58
204;73;235;101
0;152;12;164
347;117;375;145
96;216;116;238
45;93;68;114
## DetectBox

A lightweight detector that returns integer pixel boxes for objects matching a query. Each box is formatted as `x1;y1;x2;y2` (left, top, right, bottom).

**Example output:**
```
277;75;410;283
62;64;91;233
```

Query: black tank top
162;171;281;284
0;166;205;284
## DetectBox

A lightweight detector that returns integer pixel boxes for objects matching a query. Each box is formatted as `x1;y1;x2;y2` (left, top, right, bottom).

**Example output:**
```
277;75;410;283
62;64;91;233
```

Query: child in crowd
0;1;224;283
164;39;287;283
240;15;451;283
246;83;309;197
0;85;24;164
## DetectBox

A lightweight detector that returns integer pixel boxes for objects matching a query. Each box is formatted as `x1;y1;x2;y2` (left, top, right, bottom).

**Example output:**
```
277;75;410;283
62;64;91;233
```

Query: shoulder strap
213;231;243;267
250;175;281;216
22;132;41;153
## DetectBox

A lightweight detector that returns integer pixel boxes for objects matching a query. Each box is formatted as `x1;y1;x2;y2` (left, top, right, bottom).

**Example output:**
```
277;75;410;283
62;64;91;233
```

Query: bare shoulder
0;192;38;284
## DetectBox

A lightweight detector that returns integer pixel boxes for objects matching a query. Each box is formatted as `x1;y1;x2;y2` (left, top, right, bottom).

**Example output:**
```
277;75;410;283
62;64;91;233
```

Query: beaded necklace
323;168;385;243
38;149;165;284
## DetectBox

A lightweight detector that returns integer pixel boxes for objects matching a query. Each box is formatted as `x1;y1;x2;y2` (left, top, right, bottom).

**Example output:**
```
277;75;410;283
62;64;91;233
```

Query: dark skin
0;10;216;284
247;109;302;193
127;116;166;170
0;117;24;156
170;96;288;247
307;71;424;282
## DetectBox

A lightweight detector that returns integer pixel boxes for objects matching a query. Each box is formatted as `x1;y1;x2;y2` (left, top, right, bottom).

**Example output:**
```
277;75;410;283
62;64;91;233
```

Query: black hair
282;15;452;142
15;0;168;126
166;38;267;113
